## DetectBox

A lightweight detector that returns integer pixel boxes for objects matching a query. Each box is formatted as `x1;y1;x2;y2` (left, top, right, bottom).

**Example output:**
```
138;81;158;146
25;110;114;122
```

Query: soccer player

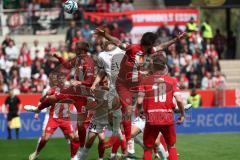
90;38;126;148
78;88;109;160
94;28;187;155
138;54;185;160
25;41;95;150
29;72;79;160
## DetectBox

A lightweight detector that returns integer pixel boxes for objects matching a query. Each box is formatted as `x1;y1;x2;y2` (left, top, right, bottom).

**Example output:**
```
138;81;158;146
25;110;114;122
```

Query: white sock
127;138;135;154
157;144;168;160
110;153;116;158
79;148;89;160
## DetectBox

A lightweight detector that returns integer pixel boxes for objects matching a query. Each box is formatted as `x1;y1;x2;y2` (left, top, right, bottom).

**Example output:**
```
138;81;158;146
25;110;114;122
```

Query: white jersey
97;47;125;85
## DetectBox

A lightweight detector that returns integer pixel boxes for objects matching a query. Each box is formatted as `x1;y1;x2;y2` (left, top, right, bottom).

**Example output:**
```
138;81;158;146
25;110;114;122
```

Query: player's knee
167;143;176;149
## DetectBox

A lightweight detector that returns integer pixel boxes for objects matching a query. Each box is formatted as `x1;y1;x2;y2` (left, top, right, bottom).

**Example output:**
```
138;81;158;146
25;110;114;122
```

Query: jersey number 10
152;83;167;102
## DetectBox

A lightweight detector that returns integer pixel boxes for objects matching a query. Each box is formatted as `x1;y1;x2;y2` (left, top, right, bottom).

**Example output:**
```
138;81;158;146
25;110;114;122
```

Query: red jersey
58;55;95;87
139;72;180;125
117;44;155;84
45;87;71;119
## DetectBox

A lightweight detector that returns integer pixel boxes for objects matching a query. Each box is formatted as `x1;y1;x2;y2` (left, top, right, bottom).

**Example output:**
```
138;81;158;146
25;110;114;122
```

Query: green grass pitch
0;133;240;160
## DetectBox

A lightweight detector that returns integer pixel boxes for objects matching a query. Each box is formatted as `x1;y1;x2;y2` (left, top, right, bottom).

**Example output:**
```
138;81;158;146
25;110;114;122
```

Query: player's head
151;54;167;72
49;72;58;87
57;73;66;88
140;32;158;53
75;41;89;56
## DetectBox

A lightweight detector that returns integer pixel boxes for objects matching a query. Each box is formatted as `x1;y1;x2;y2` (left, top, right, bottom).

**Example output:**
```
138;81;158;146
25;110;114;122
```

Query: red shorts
43;117;73;135
143;123;176;148
116;80;138;110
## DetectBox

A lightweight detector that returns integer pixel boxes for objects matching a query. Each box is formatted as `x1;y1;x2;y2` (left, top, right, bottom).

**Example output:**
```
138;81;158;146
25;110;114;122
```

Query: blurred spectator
111;22;123;39
172;24;182;37
213;71;226;89
44;42;56;55
201;18;213;46
204;43;218;60
5;40;19;61
31;60;42;76
178;73;189;89
226;31;236;59
187;88;202;108
0;72;8;93
0;46;7;70
201;72;214;89
189;74;201;89
96;0;109;12
72;30;85;44
19;62;31;80
121;0;134;12
186;17;197;34
109;0;120;12
156;23;171;37
20;78;32;93
30;40;45;61
213;29;225;59
2;34;13;51
9;69;20;92
18;42;32;65
66;21;78;51
81;24;92;41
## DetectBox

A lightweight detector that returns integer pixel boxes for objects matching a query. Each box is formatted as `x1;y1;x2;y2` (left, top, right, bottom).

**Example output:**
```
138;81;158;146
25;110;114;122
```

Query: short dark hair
76;41;90;51
152;54;167;70
140;32;158;47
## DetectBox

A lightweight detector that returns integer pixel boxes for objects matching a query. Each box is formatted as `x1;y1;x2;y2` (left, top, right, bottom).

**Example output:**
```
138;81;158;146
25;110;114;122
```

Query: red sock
122;120;131;142
98;141;105;158
78;125;86;148
36;137;47;154
144;149;152;160
168;147;178;160
120;137;127;154
70;139;80;158
111;137;121;153
105;135;119;148
38;99;51;111
160;135;168;151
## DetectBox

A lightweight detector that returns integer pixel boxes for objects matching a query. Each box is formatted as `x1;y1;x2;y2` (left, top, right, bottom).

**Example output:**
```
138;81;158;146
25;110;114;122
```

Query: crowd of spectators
3;0;135;13
0;17;228;94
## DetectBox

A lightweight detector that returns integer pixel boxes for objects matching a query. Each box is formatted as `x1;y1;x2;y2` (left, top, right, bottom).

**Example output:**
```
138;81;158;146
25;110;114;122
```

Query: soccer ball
63;0;78;14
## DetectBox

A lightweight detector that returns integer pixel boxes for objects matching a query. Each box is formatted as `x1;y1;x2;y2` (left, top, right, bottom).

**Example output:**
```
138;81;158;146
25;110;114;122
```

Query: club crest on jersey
135;52;145;65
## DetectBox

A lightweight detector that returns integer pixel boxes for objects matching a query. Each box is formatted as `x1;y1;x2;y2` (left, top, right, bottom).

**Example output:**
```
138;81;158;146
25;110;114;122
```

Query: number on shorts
89;122;96;130
152;83;166;102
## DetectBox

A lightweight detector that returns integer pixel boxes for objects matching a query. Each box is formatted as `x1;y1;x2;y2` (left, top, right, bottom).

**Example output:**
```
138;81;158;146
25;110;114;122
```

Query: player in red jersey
94;28;187;155
137;54;185;160
25;41;95;150
29;72;79;160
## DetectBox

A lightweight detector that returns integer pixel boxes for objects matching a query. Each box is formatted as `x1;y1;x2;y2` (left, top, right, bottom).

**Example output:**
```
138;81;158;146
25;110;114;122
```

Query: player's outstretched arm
174;94;185;124
94;28;127;50
154;32;187;52
90;69;106;91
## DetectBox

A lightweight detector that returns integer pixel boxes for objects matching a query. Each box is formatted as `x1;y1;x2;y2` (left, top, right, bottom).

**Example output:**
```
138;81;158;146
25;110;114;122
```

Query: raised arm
154;32;187;52
94;28;127;50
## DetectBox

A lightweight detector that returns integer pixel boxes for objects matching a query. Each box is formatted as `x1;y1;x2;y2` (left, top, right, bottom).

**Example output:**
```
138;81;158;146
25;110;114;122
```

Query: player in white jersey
78;91;109;160
29;72;79;160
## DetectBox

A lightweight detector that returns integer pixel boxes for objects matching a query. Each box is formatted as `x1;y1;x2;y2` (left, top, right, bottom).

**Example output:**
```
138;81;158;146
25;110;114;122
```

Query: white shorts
88;120;108;134
132;117;146;133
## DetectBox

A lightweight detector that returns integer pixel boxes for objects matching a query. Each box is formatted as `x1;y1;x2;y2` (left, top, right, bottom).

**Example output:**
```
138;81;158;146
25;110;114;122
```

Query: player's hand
176;114;185;124
94;28;105;36
177;32;187;40
34;113;39;120
90;84;96;93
